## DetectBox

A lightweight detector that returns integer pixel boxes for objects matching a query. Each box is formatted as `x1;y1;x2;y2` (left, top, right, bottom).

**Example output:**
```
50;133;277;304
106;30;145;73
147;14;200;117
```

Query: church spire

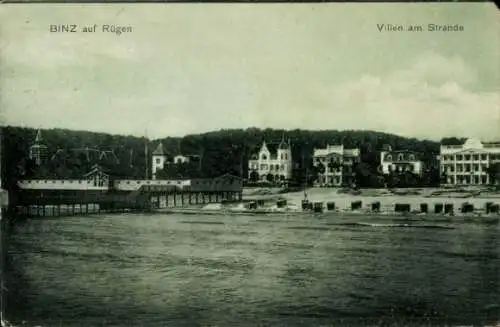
34;129;43;144
30;128;48;166
278;131;288;149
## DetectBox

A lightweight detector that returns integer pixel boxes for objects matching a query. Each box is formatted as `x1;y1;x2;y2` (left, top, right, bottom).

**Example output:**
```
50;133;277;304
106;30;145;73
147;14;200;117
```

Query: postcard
1;3;499;327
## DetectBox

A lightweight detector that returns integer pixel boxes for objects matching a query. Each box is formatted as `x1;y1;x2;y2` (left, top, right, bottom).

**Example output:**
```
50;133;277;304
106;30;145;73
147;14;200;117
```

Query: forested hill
1;126;442;189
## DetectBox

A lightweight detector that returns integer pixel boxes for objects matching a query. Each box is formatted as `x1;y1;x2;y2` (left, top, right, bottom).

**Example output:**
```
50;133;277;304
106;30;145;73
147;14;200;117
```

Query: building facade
152;143;169;180
380;145;423;175
313;144;360;187
440;138;500;186
248;139;293;183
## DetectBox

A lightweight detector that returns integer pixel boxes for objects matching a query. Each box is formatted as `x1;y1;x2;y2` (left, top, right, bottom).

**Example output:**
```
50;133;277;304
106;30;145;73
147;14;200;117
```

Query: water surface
3;213;500;326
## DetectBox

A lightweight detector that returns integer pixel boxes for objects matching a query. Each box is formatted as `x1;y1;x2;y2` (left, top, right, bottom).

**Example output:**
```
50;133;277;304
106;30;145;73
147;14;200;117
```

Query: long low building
16;164;243;193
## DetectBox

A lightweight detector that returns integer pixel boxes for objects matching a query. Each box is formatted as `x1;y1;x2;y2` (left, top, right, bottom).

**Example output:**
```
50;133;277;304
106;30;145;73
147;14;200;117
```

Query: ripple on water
3;213;500;326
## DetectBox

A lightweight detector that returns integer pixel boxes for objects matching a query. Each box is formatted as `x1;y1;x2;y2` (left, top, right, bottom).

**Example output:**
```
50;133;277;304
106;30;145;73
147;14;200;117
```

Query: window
386;155;392;161
285;154;288;160
456;155;463;161
156;158;161;164
473;164;479;172
481;154;487;161
409;155;415;161
281;154;284;160
261;154;267;160
398;154;403;161
473;155;479;161
464;155;471;161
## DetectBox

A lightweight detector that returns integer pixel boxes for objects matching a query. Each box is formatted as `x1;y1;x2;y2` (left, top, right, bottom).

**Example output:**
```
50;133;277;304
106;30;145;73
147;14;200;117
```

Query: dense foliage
3;125;494;190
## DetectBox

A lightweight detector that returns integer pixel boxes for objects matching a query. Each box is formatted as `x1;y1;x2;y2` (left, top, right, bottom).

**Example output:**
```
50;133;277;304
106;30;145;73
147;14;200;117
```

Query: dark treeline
1;126;451;190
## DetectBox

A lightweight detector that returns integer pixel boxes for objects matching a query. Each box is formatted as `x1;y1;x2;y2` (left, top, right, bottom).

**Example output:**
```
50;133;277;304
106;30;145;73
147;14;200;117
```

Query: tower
29;129;48;166
277;135;292;180
152;142;168;180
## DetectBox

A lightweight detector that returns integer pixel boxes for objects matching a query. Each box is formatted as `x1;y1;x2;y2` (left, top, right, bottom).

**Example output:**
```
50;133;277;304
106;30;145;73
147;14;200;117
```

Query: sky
0;3;498;141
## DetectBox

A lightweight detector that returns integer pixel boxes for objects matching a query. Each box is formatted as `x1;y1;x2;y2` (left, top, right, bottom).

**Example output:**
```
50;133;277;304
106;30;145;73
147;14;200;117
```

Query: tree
2;125;445;191
486;163;500;186
249;170;259;183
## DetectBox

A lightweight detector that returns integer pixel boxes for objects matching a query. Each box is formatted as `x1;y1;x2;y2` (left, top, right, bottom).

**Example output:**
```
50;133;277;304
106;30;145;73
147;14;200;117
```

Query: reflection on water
3;213;500;326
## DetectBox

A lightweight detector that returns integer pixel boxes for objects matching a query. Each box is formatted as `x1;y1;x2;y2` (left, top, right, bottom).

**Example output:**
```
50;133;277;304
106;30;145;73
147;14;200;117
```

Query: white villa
248;139;293;183
380;145;423;175
313;144;360;187
440;138;500;186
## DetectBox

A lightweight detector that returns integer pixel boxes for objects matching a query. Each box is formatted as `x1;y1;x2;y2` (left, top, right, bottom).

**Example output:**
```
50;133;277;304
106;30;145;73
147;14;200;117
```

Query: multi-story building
440;138;500;186
380;145;423;175
312;144;360;187
248;139;293;183
29;129;48;166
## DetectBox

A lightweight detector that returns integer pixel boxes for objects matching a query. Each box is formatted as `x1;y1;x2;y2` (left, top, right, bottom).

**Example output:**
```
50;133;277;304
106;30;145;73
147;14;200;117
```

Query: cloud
292;51;499;141
0;5;497;141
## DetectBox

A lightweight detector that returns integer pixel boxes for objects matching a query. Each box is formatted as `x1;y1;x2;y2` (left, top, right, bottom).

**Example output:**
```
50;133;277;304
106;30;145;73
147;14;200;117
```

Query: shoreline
243;186;500;199
155;206;500;223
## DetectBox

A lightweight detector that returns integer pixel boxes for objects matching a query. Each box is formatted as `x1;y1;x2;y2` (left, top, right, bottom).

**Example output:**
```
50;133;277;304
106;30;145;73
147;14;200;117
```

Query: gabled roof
260;142;280;155
83;164;109;177
34;129;43;143
152;143;166;156
278;137;291;150
216;173;244;180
